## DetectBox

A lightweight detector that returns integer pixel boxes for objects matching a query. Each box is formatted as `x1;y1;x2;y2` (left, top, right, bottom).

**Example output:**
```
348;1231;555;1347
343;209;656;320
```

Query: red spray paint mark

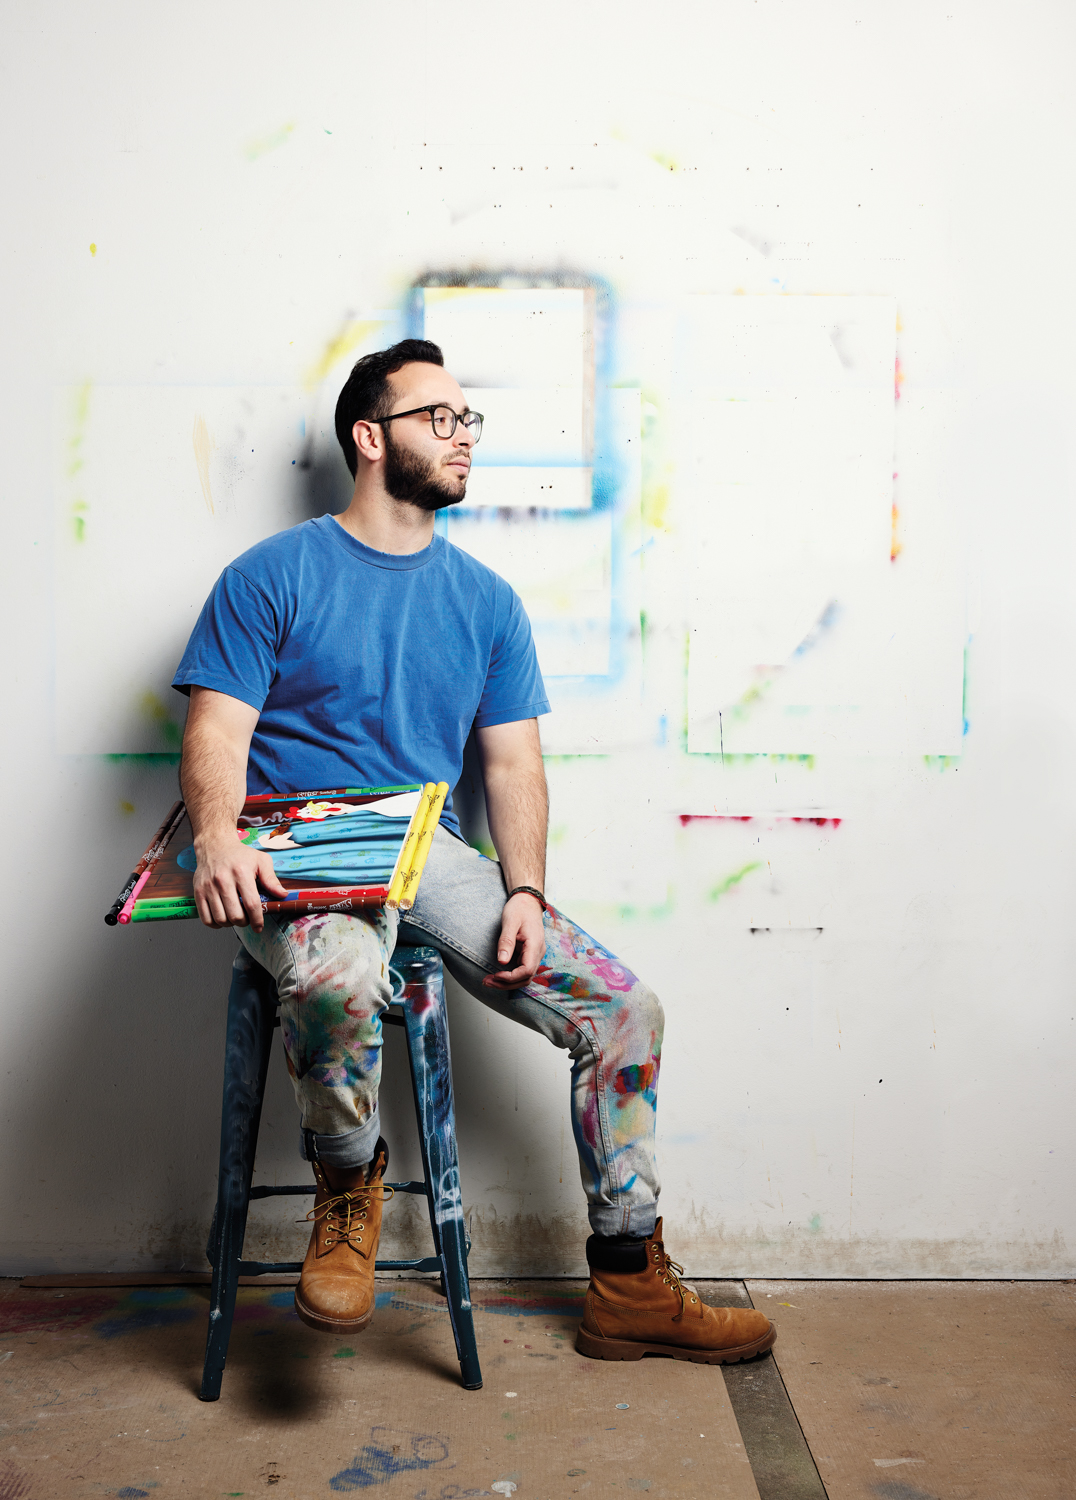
0;1291;119;1335
678;815;842;828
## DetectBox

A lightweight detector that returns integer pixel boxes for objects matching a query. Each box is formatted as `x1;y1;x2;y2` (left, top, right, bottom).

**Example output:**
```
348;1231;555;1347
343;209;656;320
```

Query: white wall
2;1;1074;1277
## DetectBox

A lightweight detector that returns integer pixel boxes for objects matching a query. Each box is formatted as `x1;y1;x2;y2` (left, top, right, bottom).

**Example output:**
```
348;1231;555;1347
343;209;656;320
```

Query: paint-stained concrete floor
750;1279;1076;1500
3;1277;1075;1499
0;1278;757;1499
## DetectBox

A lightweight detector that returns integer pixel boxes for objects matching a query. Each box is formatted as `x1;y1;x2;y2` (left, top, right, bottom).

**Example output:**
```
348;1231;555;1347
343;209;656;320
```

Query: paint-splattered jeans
237;828;663;1237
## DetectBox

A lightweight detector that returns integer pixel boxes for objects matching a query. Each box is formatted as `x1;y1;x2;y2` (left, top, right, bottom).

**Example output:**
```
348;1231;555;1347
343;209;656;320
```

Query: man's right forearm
177;686;285;929
180;715;248;849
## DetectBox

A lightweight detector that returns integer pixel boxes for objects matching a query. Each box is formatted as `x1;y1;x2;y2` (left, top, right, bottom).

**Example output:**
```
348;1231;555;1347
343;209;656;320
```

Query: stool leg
399;949;483;1391
200;953;277;1401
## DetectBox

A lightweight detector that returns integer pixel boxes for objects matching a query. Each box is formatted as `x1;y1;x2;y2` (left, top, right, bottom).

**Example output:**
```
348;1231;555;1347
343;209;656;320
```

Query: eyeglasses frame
370;404;484;441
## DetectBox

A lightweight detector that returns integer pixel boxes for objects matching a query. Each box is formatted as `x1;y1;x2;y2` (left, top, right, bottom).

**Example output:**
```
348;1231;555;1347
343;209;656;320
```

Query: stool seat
199;943;482;1399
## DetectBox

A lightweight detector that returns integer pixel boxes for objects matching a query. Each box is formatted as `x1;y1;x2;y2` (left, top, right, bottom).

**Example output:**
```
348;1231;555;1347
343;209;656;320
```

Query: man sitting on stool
173;339;775;1365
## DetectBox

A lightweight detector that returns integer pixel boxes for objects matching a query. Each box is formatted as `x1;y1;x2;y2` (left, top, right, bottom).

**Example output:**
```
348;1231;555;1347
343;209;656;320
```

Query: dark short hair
334;338;445;477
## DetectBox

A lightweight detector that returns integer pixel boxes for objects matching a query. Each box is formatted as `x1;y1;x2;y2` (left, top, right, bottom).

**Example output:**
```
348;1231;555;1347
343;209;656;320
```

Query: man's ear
353;418;385;465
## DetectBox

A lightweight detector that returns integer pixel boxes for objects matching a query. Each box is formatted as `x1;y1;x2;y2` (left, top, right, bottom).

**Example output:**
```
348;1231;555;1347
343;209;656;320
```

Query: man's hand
180;686;287;932
483;891;546;990
193;830;288;931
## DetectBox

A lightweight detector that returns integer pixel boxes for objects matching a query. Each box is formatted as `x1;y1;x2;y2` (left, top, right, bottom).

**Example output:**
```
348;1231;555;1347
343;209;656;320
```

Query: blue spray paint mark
329;1428;449;1490
94;1307;197;1339
92;1288;198;1340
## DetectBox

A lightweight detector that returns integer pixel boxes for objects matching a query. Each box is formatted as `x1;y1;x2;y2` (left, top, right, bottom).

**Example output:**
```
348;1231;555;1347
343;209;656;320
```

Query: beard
383;428;467;512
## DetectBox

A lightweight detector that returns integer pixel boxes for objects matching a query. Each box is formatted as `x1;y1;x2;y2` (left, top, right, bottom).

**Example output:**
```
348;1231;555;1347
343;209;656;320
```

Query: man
174;338;775;1365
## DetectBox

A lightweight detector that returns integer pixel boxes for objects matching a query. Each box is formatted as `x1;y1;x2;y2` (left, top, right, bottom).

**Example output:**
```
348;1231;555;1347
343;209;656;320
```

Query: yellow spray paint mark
890;500;902;562
139;690;184;751
244;121;295;161
119;800;135;815
67;381;92;477
89;242;97;256
304;319;382;390
192;415;215;514
641;481;669;532
67;380;92;540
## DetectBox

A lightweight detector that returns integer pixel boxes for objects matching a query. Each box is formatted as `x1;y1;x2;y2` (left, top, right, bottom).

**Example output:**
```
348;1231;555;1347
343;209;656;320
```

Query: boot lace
300;1181;394;1250
650;1241;699;1321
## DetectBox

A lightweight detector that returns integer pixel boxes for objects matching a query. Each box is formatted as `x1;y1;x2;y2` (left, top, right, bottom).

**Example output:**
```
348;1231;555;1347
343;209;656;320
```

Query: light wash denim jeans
238;828;663;1236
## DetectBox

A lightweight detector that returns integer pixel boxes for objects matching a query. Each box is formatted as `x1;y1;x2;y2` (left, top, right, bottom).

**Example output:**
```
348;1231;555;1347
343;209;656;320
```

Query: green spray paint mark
708;862;762;901
104;753;182;766
923;755;960;771
692;752;817;769
542;754;611;763
333;1346;355;1359
808;1213;823;1233
70;499;89;542
612;891;676;923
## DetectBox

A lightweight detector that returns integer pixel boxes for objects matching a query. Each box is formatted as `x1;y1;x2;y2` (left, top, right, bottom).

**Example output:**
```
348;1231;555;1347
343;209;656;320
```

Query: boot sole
293;1288;375;1336
575;1320;777;1364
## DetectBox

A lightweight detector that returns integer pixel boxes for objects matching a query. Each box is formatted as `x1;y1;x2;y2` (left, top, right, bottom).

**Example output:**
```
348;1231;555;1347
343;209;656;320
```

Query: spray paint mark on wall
726;602;842;726
305;319;384;390
680;815;841;828
139;690;183;751
244;121;295;161
67;380;92;541
708;862;762;901
192;416;214;514
890;470;902;562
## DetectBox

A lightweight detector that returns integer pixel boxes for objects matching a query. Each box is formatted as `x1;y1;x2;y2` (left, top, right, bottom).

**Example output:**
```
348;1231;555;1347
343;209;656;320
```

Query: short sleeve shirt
172;515;550;839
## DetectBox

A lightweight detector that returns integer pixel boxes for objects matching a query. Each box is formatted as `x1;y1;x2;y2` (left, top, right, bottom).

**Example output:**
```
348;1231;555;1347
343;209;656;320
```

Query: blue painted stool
199;943;482;1399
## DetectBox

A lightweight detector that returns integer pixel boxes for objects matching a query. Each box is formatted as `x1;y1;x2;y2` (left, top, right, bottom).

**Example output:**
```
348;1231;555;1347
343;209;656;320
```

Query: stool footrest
234;1256;444;1275
375;1257;443;1272
248;1179;428;1201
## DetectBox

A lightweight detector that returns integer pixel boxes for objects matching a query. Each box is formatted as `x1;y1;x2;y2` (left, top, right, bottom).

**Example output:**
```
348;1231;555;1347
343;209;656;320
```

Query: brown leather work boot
293;1139;392;1335
576;1218;776;1364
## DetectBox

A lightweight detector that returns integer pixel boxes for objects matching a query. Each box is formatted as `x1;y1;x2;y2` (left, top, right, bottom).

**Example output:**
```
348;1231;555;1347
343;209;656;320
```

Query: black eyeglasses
374;404;484;442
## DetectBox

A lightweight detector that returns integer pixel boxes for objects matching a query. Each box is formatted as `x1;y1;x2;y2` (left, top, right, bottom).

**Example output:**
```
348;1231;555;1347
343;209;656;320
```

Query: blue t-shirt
172;514;550;839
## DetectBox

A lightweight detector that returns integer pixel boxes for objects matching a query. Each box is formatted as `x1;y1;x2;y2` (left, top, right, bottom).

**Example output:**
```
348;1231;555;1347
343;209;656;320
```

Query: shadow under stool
199;943;482;1399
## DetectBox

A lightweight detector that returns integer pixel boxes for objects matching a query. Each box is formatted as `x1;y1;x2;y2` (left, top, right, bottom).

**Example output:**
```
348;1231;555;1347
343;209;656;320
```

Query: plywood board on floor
749;1279;1076;1500
0;1278;758;1500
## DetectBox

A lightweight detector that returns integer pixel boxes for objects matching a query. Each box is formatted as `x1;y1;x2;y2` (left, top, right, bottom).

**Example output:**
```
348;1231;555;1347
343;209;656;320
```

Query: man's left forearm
476;717;549;987
478;719;548;894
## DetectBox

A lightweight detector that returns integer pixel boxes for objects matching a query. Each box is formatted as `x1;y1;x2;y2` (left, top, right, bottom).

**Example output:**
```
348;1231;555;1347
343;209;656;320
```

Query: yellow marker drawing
398;782;449;910
386;786;434;908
